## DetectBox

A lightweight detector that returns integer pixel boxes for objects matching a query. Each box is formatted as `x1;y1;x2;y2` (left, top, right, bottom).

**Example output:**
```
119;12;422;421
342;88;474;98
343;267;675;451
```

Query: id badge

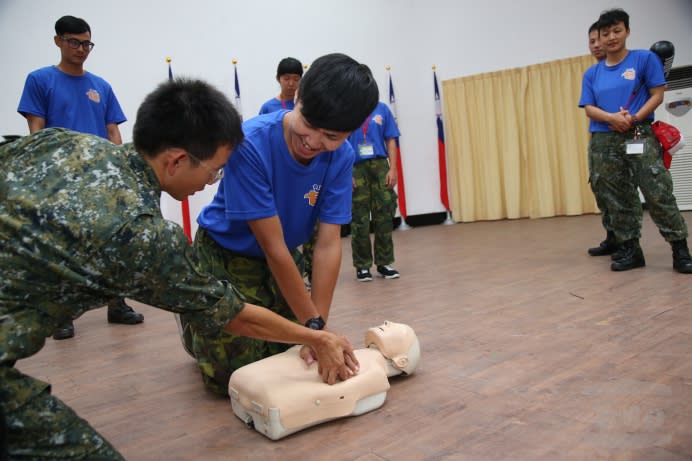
625;140;645;155
358;143;375;158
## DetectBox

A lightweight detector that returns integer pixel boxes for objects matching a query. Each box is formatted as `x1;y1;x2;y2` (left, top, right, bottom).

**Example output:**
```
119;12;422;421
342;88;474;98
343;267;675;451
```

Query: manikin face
54;31;93;67
599;21;629;56
278;73;301;100
284;103;350;164
588;30;605;61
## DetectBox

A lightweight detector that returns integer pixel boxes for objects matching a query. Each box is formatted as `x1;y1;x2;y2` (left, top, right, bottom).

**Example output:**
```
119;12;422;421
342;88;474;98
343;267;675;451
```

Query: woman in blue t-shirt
579;8;692;274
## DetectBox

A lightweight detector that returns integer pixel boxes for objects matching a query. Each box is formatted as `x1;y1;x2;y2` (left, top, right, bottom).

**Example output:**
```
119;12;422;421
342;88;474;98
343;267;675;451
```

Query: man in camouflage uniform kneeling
0;78;358;460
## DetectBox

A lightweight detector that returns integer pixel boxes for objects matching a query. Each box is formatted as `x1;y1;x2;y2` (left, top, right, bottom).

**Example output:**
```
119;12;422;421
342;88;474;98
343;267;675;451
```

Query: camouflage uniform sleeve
98;214;245;337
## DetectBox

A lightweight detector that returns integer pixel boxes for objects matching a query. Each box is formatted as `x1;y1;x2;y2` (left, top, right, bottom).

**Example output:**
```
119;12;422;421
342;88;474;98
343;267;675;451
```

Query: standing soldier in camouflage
585;20;642;258
185;54;379;396
0;78;358;460
579;8;692;273
17;14;143;339
349;101;401;282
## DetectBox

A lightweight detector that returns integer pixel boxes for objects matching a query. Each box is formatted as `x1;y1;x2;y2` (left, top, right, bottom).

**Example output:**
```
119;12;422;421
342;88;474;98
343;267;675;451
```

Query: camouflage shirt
0;129;244;410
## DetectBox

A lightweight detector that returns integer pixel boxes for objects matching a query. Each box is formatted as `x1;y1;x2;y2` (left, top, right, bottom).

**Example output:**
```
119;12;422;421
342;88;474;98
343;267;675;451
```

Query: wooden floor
17;211;692;461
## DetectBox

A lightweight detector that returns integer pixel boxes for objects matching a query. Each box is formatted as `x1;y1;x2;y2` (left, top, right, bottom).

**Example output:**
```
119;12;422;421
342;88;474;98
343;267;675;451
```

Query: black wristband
304;316;325;330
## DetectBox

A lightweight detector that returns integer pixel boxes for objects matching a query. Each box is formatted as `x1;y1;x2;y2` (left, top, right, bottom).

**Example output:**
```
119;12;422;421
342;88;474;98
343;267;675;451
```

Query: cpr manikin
228;321;420;440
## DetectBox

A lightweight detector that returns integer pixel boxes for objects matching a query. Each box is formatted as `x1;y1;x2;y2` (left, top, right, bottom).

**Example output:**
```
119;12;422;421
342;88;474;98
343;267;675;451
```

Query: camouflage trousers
588;134;615;232
351;158;397;269
1;365;124;460
301;221;319;282
590;125;688;243
180;229;300;396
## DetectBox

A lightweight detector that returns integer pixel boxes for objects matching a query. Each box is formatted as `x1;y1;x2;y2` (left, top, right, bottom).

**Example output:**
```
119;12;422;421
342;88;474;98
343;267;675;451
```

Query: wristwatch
304;316;326;330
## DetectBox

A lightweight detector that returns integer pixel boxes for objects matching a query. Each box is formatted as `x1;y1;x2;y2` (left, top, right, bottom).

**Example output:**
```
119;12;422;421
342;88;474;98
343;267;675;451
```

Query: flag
387;71;408;219
233;60;242;120
167;57;193;244
434;69;450;211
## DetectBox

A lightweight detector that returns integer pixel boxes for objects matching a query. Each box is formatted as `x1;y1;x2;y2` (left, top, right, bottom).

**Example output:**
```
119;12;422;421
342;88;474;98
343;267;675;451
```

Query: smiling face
283;103;350;164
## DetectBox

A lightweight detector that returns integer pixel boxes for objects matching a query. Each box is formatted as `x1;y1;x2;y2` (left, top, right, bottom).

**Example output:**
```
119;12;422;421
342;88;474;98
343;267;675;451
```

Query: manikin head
365;321;420;376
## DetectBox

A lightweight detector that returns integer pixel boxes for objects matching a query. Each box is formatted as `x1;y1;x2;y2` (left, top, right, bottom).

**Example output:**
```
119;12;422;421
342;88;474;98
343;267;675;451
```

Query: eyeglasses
187;152;225;184
61;36;95;51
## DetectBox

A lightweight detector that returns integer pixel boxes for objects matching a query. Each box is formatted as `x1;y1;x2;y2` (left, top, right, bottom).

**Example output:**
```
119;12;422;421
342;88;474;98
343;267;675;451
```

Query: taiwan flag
168;58;193;243
434;70;450;211
388;72;408;219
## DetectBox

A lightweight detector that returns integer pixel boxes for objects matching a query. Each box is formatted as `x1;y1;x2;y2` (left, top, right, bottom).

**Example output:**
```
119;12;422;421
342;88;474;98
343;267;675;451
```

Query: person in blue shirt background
17;15;142;339
348;101;401;282
258;57;303;115
579;8;692;273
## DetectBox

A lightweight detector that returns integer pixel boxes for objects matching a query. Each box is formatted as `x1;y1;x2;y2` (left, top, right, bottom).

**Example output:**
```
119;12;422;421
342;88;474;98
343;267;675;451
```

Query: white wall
2;0;691;227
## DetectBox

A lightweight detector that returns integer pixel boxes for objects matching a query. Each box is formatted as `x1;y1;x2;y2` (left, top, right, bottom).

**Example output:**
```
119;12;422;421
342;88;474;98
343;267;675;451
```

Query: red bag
652;120;685;169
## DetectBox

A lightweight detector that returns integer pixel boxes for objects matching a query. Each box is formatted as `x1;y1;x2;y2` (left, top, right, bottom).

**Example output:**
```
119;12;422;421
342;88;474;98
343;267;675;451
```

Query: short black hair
298;53;378;133
277;57;303;78
55;16;91;36
133;78;244;161
597;8;629;31
588;21;599;35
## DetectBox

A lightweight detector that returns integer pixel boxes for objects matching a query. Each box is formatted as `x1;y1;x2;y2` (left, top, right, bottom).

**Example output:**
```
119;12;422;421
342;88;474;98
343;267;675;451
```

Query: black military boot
671;239;692;274
107;298;144;324
588;231;617;256
611;239;646;271
53;320;75;340
611;242;627;261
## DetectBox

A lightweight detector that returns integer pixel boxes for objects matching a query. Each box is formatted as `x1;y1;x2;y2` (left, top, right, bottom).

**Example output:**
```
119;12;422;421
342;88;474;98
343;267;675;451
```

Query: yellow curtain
442;54;598;222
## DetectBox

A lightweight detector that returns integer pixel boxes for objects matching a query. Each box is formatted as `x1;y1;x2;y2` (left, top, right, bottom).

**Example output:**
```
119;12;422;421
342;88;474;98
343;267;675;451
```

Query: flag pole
386;65;411;231
167;57;194;242
232;58;242;120
433;65;454;226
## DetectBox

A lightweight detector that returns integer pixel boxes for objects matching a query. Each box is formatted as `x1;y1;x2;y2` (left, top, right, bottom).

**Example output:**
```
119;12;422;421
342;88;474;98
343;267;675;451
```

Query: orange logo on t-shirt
304;185;321;207
622;68;636;81
373;114;383;125
304;190;319;206
86;89;101;103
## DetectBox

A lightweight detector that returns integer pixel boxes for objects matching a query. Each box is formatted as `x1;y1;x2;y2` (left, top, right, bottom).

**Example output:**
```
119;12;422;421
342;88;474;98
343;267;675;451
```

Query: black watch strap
304;316;325;330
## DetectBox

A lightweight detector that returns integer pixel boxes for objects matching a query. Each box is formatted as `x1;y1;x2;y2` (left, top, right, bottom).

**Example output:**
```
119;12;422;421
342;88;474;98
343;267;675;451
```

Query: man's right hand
301;331;359;384
608;109;633;133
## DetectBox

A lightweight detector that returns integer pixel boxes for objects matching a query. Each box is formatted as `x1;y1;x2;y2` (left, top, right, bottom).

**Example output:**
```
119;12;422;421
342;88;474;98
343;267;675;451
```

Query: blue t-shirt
348;102;400;165
17;66;126;139
197;111;354;258
258;97;295;115
579;49;665;133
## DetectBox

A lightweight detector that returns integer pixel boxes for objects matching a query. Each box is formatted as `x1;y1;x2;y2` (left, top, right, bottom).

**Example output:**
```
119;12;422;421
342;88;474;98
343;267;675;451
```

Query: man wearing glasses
1;78;359;460
17;15;143;339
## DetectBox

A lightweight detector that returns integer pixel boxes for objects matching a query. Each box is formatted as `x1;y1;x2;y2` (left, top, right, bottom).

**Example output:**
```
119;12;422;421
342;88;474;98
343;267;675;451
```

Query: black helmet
650;41;675;77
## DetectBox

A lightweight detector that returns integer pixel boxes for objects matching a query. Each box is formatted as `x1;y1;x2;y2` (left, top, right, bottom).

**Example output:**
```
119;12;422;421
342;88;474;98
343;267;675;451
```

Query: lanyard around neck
361;115;372;142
